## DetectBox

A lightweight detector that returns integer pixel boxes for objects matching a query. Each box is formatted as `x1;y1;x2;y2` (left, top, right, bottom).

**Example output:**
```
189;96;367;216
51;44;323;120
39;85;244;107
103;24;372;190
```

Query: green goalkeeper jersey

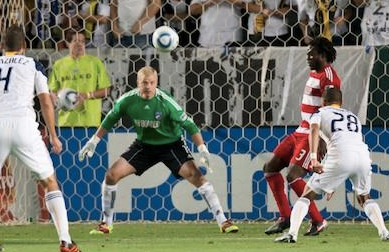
48;54;111;127
102;88;200;145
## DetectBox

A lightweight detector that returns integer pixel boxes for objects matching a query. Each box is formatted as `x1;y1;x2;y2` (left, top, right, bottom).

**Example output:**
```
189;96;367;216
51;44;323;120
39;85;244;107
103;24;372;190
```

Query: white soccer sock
102;181;117;226
363;199;389;237
198;181;227;226
45;190;72;243
289;197;310;239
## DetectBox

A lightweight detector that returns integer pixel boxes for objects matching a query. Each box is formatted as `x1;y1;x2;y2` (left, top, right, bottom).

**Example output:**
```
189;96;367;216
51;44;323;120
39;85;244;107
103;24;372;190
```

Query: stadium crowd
0;0;386;49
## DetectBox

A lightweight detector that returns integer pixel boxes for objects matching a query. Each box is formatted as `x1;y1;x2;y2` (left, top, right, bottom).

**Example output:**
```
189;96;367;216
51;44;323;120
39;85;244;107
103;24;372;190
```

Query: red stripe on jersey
312;88;322;97
300;120;310;128
300;65;341;115
304;87;322;97
301;104;320;114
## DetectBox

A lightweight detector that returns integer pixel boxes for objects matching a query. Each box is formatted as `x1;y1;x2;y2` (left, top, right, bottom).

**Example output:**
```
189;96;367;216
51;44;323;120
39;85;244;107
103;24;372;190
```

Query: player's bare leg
40;175;80;252
263;156;291;234
90;158;136;235
287;165;327;236
179;160;239;233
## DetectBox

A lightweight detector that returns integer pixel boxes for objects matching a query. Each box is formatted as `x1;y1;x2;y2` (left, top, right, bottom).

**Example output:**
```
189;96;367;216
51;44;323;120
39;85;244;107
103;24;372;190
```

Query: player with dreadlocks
263;37;339;236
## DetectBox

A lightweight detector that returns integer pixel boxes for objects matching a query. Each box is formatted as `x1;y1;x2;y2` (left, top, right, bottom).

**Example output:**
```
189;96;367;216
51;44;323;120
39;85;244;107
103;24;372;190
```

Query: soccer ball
57;88;78;111
152;26;179;52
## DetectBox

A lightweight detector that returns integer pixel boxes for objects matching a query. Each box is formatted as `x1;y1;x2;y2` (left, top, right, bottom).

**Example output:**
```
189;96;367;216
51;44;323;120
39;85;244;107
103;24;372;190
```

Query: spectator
353;0;389;126
30;0;61;49
162;0;199;47
246;0;298;46
48;30;111;127
57;0;84;49
353;0;389;47
58;0;84;30
297;0;352;45
189;0;244;48
110;0;162;49
80;0;111;48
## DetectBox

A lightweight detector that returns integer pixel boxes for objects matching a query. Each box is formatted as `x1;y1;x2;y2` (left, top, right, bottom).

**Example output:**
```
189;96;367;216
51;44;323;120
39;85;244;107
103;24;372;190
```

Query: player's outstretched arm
79;127;107;161
38;92;62;153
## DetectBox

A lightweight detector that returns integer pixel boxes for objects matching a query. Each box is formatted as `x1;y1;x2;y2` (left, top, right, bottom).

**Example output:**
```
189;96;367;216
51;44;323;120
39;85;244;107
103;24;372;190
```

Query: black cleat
303;220;328;236
265;217;290;235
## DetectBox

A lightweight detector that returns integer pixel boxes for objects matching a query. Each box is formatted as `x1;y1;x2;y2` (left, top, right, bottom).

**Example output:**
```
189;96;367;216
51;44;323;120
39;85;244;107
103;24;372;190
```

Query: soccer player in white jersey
275;87;389;243
0;25;80;252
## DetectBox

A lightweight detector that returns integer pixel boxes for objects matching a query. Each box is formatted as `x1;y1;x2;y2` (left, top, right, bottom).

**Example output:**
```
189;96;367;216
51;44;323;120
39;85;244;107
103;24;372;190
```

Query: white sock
198;181;227;226
363;199;389;237
289;197;310;239
45;190;72;243
102;181;117;226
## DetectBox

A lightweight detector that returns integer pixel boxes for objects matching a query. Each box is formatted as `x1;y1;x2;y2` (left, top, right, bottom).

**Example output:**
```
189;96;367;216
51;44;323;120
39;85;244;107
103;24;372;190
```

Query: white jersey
361;0;389;46
0;54;54;180
117;0;156;35
310;106;368;155
191;0;243;47
0;54;49;119
308;106;372;196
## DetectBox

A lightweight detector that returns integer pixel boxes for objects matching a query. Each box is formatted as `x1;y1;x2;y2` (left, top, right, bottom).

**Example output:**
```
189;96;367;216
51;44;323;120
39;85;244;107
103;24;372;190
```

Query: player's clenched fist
79;135;101;161
50;136;63;154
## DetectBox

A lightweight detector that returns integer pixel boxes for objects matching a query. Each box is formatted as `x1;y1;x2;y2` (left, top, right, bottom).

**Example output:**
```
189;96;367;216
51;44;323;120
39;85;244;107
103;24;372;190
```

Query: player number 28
331;111;359;133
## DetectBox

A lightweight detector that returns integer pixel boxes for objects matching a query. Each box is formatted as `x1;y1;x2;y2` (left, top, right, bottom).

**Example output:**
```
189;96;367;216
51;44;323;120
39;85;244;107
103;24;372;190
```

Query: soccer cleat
220;220;239;233
59;240;81;252
303;219;328;236
265;217;290;235
274;233;296;243
89;222;113;235
380;232;389;241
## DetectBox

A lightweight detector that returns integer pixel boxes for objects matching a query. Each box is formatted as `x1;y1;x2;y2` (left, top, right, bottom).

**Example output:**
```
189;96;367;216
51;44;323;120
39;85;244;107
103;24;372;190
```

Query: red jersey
297;64;341;133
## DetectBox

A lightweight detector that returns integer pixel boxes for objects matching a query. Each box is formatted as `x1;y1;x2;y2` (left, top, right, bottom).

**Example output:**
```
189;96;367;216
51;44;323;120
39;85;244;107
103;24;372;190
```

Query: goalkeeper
79;66;239;234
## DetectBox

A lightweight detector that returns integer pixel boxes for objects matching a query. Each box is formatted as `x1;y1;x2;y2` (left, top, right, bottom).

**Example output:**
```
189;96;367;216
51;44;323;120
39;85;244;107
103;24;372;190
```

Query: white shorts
307;150;372;196
0;117;54;179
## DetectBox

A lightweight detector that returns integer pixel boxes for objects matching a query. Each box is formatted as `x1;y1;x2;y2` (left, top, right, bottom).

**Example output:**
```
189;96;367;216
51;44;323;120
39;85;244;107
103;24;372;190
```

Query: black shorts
120;139;194;177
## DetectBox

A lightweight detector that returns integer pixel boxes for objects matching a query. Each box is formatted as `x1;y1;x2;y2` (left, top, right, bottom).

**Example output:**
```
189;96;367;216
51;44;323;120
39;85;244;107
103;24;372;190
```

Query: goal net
1;0;389;224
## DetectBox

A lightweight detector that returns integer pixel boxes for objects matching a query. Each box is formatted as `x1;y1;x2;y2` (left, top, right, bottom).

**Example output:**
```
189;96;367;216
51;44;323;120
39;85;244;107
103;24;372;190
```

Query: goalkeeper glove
198;144;210;167
79;135;101;161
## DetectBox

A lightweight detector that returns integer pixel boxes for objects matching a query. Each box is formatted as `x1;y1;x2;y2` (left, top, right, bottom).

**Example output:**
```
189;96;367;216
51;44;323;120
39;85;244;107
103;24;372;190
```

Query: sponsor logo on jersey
155;112;162;120
60;73;92;82
134;119;160;128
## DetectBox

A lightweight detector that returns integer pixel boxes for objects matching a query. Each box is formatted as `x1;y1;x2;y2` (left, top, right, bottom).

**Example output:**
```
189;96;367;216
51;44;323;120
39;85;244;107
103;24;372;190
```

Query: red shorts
273;131;312;171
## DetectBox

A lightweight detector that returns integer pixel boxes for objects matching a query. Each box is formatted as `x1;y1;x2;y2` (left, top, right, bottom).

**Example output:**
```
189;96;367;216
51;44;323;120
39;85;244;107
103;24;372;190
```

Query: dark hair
3;24;25;51
309;37;337;63
323;86;342;106
65;29;85;43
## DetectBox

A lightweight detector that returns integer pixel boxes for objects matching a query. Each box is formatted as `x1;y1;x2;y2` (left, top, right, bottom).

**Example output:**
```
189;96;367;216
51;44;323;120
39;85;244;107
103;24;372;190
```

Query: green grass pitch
0;221;387;252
